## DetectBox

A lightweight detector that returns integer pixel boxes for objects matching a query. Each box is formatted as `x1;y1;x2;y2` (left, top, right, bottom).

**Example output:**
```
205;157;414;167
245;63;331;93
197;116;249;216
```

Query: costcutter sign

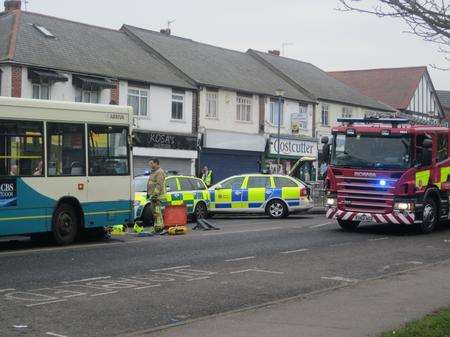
0;178;17;208
269;137;317;158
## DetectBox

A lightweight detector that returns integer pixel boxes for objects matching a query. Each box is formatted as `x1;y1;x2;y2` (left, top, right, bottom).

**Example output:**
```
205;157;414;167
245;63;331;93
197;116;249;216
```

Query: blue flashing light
379;179;387;187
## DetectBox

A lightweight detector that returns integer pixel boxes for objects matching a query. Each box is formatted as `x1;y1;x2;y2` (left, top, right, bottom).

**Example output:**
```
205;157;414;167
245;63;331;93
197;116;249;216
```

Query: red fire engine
323;117;449;234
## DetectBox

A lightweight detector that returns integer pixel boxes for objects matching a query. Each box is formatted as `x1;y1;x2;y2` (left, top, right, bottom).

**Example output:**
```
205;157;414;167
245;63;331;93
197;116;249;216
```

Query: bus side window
416;135;433;167
47;123;86;176
437;134;448;163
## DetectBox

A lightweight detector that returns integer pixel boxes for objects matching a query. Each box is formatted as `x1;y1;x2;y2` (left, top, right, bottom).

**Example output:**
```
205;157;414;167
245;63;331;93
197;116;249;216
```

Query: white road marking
230;268;284;275
26;299;67;307
309;222;333;229
61;276;111;284
321;276;359;283
134;285;161;290
409;261;423;265
149;265;191;272
203;227;282;236
187;276;211;282
0;288;15;293
280;248;309;254
225;256;255;262
46;332;69;337
330;242;352;247
90;291;118;297
368;237;389;241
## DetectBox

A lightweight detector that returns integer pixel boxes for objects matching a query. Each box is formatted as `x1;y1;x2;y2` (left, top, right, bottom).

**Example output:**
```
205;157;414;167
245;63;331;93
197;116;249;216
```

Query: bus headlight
326;197;337;206
394;202;414;211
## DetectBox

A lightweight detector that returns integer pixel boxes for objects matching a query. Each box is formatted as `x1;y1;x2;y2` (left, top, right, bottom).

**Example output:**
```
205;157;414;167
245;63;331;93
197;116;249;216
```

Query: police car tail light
300;188;308;197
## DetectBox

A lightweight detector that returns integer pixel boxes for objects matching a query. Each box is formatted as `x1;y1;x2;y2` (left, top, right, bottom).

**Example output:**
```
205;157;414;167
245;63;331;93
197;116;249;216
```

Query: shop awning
72;75;116;89
28;68;68;83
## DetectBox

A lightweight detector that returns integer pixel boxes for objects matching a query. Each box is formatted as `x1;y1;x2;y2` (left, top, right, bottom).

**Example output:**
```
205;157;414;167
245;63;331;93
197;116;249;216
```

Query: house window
269;99;283;126
321;104;329;126
32;82;50;100
236;95;252;122
298;104;308;130
75;88;99;104
206;90;218;118
171;90;184;120
128;88;148;116
342;106;353;118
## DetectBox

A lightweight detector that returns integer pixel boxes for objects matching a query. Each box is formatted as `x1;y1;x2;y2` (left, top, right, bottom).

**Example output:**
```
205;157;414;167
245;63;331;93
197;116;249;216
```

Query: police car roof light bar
337;117;410;128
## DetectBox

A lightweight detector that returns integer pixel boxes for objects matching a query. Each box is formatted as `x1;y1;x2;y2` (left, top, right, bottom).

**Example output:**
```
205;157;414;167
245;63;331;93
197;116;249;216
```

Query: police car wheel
142;205;154;227
337;220;360;231
194;202;208;220
266;200;288;219
418;198;437;234
52;204;78;245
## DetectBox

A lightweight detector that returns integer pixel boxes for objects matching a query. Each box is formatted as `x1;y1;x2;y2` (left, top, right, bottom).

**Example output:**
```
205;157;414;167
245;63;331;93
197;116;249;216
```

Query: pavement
139;259;450;337
1;214;450;337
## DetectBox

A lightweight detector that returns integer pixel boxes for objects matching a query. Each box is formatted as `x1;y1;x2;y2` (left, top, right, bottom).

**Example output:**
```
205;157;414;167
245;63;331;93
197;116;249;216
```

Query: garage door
133;157;192;177
200;149;262;183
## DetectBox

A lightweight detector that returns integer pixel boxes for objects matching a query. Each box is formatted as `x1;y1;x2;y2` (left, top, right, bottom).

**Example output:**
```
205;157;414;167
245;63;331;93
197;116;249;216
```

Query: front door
212;176;245;210
245;175;272;211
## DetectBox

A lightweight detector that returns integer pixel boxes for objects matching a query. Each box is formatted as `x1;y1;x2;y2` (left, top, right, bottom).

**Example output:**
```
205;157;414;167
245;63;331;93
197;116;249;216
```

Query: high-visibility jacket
202;170;213;187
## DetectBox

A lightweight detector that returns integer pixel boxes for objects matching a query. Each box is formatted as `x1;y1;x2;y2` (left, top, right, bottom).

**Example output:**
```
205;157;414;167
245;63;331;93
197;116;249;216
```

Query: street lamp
275;89;285;171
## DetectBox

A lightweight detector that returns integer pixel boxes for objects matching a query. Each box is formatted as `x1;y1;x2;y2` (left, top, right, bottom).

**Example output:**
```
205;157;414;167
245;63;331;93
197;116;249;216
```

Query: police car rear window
247;176;271;188
190;178;206;190
274;177;298;188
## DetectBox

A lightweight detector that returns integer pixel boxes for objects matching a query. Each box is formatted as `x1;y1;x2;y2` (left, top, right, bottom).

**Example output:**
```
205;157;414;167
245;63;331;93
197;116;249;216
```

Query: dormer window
32;24;55;38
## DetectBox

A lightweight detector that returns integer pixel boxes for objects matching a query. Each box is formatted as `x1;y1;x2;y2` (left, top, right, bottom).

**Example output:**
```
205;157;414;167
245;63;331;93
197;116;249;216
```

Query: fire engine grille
337;176;396;214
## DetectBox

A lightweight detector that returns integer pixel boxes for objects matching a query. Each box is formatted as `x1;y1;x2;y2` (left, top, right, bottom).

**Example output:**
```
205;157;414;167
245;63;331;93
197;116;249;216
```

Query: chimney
4;0;21;12
268;50;280;56
160;28;171;35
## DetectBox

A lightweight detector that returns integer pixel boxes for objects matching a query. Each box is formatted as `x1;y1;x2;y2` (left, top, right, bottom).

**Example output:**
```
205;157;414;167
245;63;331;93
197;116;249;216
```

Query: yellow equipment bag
168;226;188;235
111;224;127;235
133;223;144;234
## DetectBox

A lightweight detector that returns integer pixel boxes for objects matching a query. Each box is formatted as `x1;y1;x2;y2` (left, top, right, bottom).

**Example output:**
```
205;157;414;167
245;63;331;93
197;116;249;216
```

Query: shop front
264;135;318;182
133;131;198;176
199;130;266;183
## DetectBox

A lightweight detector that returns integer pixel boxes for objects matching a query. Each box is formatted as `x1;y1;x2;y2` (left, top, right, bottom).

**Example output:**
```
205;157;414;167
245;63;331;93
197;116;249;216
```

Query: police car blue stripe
287;201;300;207
242;190;248;201
216;203;232;209
210;191;215;202
249;203;263;208
232;191;242;202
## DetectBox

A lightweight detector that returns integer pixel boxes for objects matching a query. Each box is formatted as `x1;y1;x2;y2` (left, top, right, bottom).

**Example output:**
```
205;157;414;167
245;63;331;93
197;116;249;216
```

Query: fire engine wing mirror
423;138;432;149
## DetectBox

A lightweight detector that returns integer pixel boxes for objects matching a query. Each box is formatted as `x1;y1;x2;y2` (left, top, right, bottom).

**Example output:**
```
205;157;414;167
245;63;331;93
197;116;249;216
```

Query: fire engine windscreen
331;133;411;169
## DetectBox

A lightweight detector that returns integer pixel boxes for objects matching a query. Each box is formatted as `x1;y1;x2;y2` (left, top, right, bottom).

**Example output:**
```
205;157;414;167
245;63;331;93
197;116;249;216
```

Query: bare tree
337;0;449;69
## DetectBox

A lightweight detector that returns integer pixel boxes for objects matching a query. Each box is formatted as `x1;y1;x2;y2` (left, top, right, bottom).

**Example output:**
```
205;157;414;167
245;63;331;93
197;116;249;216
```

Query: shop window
437;134;448;162
206;90;218;118
171;90;184;120
274;176;297;188
221;176;245;189
247;176;271;189
88;125;129;176
0;120;44;177
47;123;85;176
128;88;149;117
236;95;252;122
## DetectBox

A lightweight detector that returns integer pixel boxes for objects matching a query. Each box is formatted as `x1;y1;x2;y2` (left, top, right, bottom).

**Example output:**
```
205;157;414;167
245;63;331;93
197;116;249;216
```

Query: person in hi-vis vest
201;166;213;187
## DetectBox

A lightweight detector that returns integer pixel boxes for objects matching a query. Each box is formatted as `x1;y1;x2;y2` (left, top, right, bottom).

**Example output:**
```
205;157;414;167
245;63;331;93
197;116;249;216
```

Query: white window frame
342;106;353;118
32;82;50;100
75;88;99;104
321;103;329;126
171;90;185;121
298;103;308;130
128;87;149;117
236;95;252;122
269;99;283;126
205;90;218;119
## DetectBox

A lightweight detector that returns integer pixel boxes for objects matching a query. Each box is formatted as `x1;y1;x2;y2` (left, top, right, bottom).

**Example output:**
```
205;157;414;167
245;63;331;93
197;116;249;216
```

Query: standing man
201;165;213;187
147;158;166;232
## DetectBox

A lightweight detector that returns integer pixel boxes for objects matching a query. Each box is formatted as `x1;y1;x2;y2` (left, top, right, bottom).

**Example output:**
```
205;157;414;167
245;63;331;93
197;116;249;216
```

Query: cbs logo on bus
0;183;15;198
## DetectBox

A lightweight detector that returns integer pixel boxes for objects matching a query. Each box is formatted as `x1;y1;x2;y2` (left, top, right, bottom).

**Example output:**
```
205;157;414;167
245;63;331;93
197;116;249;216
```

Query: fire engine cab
323;117;450;234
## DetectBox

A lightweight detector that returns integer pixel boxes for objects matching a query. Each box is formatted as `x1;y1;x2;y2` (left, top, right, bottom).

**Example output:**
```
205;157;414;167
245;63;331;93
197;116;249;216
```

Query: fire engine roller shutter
200;149;262;182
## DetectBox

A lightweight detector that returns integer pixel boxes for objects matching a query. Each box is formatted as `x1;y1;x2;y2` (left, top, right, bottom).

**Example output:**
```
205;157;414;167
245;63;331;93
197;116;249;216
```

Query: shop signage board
269;136;317;158
133;131;197;151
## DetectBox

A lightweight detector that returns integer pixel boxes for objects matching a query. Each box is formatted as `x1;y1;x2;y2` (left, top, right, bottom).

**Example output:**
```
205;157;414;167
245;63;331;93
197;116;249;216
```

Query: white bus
0;97;133;244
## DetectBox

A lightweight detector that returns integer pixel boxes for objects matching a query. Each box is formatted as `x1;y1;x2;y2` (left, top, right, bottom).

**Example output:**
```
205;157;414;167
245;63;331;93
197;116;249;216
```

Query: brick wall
11;65;22;97
192;90;199;134
110;82;119;104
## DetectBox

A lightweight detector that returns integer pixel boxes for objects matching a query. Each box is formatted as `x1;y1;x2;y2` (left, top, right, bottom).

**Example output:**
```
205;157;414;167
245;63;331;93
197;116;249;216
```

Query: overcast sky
25;0;449;89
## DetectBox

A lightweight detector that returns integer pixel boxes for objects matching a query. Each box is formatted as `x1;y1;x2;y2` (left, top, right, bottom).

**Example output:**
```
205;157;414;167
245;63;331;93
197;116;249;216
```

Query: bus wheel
52;204;79;245
266;200;288;219
418;198;437;234
194;202;208;221
337;220;360;231
142;205;154;227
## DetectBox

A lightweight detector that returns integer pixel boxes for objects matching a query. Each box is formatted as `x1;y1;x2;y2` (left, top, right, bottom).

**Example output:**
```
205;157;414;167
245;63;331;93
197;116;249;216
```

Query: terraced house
0;1;198;176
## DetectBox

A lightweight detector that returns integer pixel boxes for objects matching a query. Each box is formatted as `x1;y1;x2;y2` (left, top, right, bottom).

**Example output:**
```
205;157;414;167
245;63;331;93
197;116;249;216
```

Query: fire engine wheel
418;198;437;234
52;204;79;245
141;205;154;227
337;219;360;231
266;200;288;219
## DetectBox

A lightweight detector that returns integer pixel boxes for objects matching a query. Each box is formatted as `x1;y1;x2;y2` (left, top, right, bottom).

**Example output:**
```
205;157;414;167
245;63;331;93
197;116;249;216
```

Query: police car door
246;175;272;212
178;177;196;214
213;176;245;210
165;177;181;206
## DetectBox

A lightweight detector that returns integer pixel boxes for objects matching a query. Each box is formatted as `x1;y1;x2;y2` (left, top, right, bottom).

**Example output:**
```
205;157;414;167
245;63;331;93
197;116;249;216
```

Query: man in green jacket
147;158;166;231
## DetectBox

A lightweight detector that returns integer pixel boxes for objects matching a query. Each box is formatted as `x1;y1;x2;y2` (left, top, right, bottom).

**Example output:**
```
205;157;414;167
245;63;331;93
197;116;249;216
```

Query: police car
209;174;312;218
133;174;209;226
